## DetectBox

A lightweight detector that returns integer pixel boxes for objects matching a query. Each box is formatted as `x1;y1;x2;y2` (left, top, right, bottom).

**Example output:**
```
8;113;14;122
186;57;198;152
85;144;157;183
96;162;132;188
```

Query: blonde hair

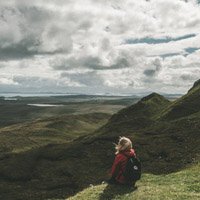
115;136;132;154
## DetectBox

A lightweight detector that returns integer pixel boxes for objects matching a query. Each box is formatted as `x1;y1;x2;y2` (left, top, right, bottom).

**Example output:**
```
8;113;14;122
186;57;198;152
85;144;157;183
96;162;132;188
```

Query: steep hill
0;80;199;199
96;92;170;135
159;79;200;120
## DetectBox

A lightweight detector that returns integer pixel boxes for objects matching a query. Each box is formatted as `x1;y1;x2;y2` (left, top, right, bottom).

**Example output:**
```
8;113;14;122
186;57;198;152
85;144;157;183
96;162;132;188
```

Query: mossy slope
69;163;200;200
0;113;110;154
159;79;200;120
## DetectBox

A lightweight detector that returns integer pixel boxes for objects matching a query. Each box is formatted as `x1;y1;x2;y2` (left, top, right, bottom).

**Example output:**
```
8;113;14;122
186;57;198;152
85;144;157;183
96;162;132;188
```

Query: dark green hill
159;79;200;120
96;92;170;135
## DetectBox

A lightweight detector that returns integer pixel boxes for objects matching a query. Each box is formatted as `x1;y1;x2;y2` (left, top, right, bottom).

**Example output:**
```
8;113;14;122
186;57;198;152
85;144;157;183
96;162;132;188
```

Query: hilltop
0;80;200;199
159;79;200;120
95;92;171;135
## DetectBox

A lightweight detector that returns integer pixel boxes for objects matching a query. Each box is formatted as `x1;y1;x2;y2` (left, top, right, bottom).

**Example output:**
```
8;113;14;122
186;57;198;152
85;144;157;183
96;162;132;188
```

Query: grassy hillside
0;80;199;199
87;80;200;174
95;93;171;135
0;112;111;154
69;163;200;200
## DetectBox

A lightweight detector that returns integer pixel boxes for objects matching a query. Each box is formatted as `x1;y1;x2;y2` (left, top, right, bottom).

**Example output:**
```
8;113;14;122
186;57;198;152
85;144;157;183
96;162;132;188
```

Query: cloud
0;0;200;94
159;53;181;58
0;77;18;86
143;58;162;77
0;74;83;93
0;3;73;60
61;71;103;86
51;55;131;71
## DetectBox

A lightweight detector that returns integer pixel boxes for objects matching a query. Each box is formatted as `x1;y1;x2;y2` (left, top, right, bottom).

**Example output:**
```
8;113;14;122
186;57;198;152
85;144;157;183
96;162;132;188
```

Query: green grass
0;113;111;154
69;163;200;200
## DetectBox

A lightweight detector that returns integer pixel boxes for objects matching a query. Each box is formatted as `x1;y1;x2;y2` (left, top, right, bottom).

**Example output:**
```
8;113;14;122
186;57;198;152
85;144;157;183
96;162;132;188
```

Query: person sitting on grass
108;136;137;187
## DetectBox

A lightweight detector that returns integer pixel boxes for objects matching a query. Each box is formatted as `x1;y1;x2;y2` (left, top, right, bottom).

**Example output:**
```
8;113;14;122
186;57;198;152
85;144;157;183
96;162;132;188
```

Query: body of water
27;104;64;107
0;93;77;97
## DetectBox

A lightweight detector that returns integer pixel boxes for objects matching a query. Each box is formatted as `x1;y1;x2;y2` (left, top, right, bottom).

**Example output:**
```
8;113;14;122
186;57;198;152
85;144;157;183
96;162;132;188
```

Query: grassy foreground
68;163;200;200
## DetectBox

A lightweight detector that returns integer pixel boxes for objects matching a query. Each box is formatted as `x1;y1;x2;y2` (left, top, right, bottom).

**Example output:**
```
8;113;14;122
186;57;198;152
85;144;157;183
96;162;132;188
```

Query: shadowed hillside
0;80;200;199
95;92;171;135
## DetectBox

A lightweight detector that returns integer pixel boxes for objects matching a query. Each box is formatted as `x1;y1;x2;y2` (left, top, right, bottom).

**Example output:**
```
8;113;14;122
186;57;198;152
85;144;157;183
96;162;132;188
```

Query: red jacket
111;149;136;184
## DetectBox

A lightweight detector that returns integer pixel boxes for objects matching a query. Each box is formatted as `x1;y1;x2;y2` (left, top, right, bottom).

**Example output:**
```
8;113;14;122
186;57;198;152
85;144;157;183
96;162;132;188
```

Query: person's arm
110;154;121;178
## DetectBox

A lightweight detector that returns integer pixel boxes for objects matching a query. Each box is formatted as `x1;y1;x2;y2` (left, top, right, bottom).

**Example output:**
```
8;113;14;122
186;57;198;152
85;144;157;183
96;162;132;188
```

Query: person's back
109;136;137;186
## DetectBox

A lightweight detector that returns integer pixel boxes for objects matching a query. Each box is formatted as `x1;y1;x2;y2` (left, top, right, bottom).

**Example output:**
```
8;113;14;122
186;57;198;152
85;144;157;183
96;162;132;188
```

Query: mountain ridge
95;92;171;135
159;79;200;120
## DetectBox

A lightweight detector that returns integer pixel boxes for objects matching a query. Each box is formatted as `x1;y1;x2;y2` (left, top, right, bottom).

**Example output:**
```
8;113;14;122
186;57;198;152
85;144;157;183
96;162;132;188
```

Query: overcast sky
0;0;200;95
